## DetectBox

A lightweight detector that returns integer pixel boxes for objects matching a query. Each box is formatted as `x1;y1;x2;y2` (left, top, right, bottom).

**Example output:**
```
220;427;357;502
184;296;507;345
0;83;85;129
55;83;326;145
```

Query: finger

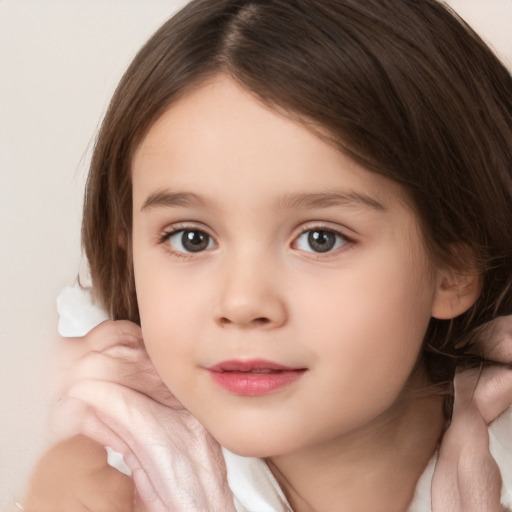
454;366;512;424
63;383;208;471
73;345;151;383
438;372;490;463
63;381;203;510
51;394;96;440
458;440;503;512
454;410;503;512
453;372;503;511
452;369;481;414
471;316;512;364
472;366;512;424
433;373;503;512
84;320;143;352
55;320;144;389
59;320;143;361
59;381;236;512
62;380;182;449
57;321;155;393
51;388;178;512
60;349;174;408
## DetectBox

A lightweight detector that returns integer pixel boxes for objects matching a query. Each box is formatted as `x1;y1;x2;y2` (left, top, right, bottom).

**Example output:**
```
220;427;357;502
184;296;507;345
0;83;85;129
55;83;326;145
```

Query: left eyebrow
140;190;211;211
276;191;386;212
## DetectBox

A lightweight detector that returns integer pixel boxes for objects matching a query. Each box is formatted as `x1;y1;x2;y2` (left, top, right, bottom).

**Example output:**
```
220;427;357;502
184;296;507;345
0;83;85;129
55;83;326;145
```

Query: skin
23;326;512;512
23;435;134;512
129;75;478;511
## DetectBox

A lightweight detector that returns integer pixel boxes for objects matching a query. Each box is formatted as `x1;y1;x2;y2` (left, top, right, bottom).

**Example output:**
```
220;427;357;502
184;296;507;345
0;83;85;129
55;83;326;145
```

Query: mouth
206;359;307;396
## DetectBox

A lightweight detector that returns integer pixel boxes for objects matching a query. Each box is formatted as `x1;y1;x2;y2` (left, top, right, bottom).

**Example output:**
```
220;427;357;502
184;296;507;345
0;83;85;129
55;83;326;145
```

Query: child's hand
23;434;134;512
432;316;512;512
53;320;236;512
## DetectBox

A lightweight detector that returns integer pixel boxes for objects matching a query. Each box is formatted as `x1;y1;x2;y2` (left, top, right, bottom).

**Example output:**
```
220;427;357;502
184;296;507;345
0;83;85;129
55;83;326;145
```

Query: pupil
182;231;209;252
308;230;335;253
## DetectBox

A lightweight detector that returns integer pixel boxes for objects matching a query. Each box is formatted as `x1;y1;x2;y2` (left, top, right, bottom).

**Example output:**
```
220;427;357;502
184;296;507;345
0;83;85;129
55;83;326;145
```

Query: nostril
217;316;271;327
253;317;271;326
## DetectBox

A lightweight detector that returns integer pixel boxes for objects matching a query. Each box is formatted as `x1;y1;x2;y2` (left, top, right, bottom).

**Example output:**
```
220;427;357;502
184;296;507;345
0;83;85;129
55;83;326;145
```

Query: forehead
131;76;407;212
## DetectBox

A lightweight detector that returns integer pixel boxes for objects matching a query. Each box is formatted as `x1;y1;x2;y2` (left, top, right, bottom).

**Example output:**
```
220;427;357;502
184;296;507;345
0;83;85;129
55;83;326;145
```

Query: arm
23;434;134;512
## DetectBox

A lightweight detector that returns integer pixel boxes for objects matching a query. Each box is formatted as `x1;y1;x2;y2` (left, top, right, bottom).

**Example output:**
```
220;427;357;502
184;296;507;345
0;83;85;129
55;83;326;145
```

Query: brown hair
82;0;512;385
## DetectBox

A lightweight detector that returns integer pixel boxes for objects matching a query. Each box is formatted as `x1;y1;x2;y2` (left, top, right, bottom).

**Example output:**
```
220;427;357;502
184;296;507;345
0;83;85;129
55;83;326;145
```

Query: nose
214;253;288;330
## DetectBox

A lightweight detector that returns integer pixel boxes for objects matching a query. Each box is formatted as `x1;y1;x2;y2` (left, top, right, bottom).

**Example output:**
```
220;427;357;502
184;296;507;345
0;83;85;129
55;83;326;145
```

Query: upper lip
207;359;305;372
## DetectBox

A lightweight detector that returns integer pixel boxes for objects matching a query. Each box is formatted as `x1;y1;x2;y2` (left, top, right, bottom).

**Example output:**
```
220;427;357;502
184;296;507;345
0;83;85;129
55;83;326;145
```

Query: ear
431;267;482;320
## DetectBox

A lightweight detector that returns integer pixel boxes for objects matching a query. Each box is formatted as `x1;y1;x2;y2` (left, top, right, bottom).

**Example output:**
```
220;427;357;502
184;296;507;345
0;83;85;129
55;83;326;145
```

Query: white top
221;447;436;512
57;284;512;512
222;410;512;512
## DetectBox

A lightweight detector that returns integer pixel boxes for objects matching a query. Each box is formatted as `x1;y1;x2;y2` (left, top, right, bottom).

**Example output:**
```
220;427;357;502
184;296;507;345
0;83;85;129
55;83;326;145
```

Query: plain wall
0;1;188;507
1;1;510;508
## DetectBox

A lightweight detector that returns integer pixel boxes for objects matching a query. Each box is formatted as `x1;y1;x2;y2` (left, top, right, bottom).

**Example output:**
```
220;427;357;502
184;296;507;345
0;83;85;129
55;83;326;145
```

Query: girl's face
131;76;445;457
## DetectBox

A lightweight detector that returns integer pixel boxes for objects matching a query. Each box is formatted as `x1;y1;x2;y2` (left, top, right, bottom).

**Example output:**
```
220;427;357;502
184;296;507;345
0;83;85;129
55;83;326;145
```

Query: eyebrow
141;191;210;211
140;189;386;212
276;191;386;212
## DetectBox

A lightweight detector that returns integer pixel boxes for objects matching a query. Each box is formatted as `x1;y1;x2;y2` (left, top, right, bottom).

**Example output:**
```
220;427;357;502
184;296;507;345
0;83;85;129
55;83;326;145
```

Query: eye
294;229;348;253
165;229;216;253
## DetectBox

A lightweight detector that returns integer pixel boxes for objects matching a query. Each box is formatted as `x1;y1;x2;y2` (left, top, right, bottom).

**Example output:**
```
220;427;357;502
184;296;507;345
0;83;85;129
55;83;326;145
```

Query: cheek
132;247;199;387
295;252;435;378
139;313;198;400
287;265;435;435
137;284;198;375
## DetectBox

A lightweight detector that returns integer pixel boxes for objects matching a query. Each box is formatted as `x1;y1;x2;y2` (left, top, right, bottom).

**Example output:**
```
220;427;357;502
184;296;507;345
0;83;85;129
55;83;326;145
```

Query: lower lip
208;370;305;396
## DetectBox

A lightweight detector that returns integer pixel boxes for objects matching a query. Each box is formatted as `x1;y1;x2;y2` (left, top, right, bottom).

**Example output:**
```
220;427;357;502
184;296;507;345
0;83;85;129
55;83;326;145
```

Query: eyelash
293;225;354;256
158;225;216;259
157;223;355;259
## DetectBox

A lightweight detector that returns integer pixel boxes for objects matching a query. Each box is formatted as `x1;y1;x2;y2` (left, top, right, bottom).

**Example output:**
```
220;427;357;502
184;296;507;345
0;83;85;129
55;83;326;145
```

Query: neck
266;392;445;512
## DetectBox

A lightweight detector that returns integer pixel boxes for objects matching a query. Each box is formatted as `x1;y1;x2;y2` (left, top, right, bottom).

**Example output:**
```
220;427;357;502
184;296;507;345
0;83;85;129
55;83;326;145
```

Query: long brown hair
82;0;512;385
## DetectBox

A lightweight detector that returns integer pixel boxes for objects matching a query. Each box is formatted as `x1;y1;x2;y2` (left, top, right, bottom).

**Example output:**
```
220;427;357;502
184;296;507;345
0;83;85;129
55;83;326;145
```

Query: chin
212;427;301;459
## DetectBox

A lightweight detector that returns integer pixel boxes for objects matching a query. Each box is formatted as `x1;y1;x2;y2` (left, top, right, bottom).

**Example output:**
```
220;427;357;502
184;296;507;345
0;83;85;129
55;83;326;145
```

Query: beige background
1;0;511;508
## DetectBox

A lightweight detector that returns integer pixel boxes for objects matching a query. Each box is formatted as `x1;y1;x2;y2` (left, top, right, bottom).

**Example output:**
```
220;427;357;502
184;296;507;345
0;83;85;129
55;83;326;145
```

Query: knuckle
87;320;142;350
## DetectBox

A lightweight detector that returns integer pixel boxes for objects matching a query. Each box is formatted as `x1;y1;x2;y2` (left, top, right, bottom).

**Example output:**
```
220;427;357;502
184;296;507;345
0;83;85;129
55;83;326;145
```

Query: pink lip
206;359;306;396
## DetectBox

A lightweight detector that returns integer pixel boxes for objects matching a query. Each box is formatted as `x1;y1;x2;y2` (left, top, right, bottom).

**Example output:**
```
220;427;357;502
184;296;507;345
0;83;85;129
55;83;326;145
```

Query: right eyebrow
276;191;386;212
140;190;210;211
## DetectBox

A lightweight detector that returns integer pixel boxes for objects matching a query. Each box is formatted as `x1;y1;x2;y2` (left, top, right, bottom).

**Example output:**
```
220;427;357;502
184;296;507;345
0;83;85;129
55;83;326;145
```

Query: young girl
23;0;512;510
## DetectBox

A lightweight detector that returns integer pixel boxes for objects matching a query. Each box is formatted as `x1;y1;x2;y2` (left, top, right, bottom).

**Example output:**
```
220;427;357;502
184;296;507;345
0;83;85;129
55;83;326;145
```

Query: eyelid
291;222;357;257
157;222;218;257
156;220;357;259
158;221;215;240
294;221;357;241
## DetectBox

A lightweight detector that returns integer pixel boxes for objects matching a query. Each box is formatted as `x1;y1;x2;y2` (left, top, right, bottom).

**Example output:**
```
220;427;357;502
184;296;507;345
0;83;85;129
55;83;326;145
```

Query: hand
432;315;512;512
23;434;134;512
53;320;236;512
